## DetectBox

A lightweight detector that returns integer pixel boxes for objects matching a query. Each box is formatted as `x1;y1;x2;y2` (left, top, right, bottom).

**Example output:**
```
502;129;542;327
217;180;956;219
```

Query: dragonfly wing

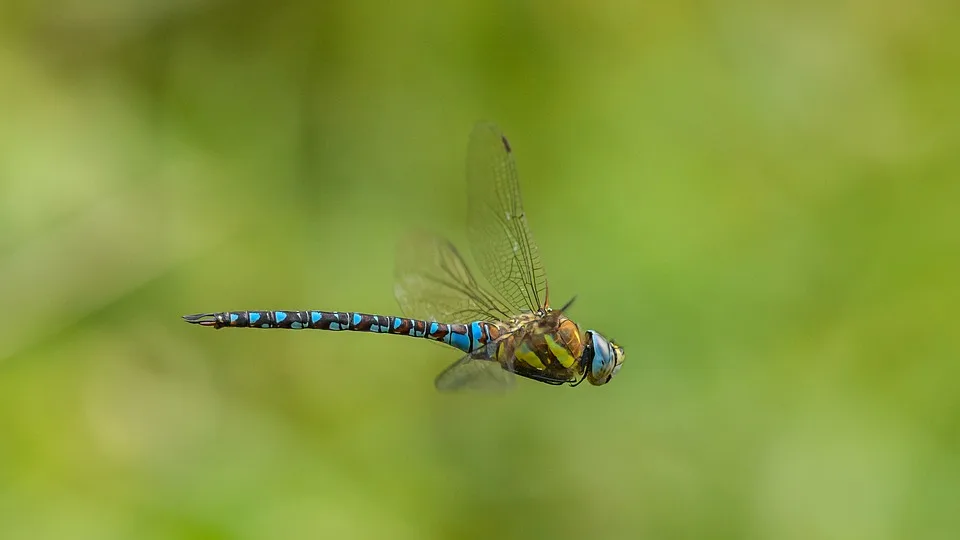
466;122;549;314
434;343;516;392
394;232;513;323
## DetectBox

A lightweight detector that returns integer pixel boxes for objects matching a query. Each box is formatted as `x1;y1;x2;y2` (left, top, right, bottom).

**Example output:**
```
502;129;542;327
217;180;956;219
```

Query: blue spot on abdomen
249;312;261;324
470;322;484;350
275;311;287;323
449;331;470;352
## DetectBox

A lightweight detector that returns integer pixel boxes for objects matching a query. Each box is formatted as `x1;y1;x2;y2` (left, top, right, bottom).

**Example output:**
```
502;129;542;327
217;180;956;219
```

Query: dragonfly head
583;330;624;386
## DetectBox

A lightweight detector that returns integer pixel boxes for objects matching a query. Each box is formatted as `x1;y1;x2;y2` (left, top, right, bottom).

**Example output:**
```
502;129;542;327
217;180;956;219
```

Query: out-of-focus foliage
1;1;957;538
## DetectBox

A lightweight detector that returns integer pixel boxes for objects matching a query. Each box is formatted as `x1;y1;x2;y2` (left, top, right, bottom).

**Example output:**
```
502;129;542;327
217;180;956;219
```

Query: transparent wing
394;232;514;323
467;122;548;315
434;342;516;391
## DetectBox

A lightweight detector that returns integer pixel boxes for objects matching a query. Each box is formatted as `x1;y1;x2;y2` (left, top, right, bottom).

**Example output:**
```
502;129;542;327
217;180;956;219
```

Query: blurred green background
2;1;958;539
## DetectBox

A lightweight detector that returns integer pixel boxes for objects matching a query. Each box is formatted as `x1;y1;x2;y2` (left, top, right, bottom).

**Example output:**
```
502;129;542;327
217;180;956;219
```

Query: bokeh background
2;1;958;539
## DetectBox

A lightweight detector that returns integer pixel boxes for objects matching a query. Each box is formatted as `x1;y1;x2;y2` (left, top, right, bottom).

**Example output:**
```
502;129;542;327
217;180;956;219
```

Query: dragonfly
183;123;624;390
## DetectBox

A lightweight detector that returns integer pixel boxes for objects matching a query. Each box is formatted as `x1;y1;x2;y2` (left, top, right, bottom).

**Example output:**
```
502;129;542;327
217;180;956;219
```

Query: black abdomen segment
182;311;497;354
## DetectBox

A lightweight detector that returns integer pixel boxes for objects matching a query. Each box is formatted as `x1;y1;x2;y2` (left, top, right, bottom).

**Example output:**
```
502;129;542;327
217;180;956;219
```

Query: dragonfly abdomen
182;311;498;354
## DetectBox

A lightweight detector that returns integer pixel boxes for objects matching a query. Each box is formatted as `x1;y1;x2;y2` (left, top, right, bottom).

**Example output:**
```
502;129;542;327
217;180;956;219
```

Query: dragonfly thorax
488;314;583;386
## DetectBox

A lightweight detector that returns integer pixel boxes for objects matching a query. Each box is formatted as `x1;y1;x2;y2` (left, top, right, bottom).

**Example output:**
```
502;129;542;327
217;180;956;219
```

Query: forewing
466;122;548;314
394;232;514;323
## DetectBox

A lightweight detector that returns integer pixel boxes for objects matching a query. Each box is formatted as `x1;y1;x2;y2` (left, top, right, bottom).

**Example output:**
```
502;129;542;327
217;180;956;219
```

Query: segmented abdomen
182;310;500;354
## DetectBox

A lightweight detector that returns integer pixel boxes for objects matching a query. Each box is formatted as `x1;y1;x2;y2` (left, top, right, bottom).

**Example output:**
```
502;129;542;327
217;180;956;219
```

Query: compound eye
590;335;614;379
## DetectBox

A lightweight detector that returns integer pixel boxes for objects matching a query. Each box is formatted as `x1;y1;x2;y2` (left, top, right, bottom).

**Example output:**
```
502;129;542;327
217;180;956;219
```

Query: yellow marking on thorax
515;342;546;370
545;334;577;368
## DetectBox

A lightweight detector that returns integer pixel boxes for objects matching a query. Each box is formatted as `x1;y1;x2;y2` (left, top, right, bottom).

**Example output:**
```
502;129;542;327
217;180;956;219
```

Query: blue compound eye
585;331;622;385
